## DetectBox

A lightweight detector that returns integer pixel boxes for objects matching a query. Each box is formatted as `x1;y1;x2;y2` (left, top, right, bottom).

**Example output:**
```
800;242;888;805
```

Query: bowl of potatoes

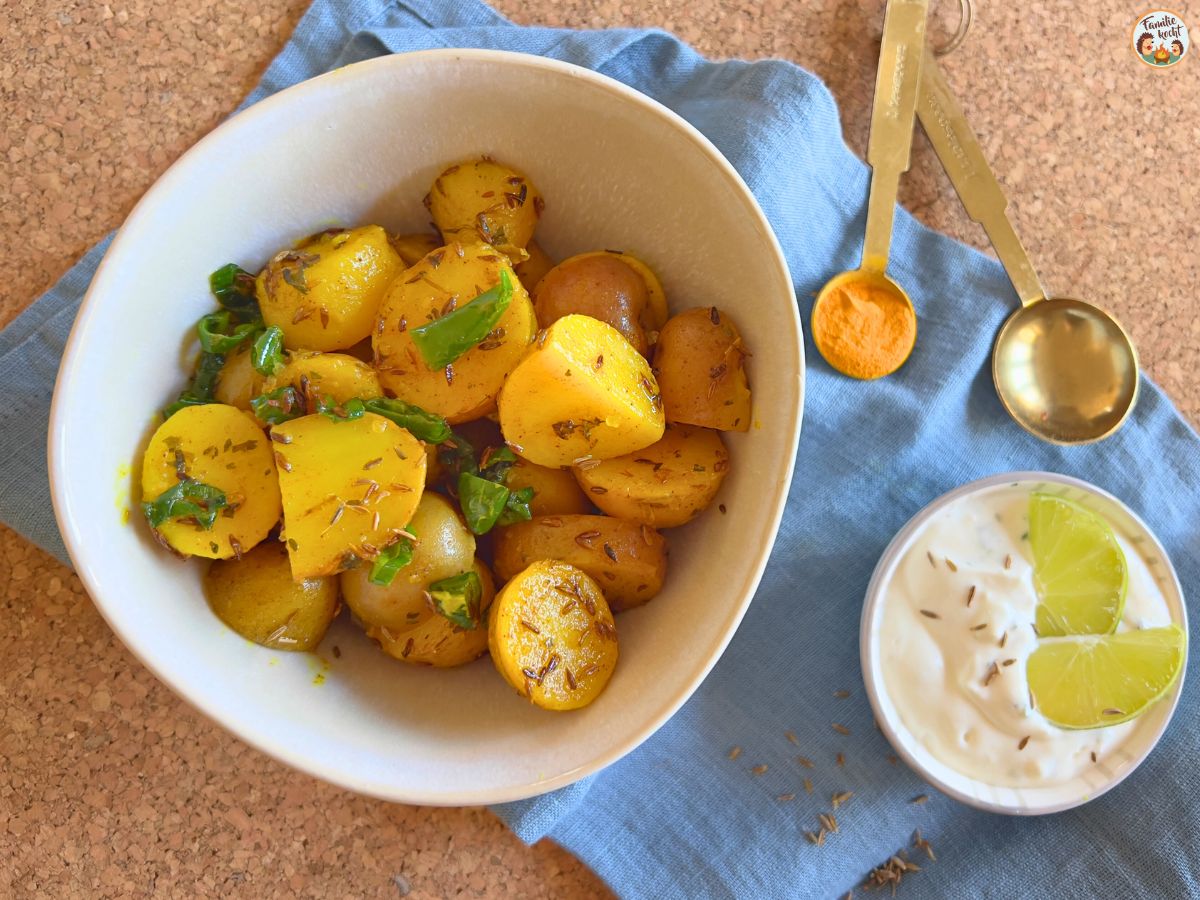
49;49;803;803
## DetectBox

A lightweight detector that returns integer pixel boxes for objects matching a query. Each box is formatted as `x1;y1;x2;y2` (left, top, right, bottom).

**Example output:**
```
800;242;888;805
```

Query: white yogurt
877;485;1173;788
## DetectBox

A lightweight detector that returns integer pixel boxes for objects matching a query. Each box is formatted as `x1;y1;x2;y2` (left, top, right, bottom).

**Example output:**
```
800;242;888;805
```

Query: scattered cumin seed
777;793;795;802
329;505;345;526
836;752;845;767
971;623;988;631
709;306;720;325
816;828;827;846
919;609;940;620
785;730;799;745
1018;735;1031;750
911;794;929;805
832;791;853;809
363;457;383;470
804;831;820;845
269;432;292;444
1005;554;1013;569
927;551;936;568
728;746;742;760
574;530;601;548
603;543;618;562
982;662;1000;687
1103;708;1125;716
834;689;851;699
1002;658;1016;667
999;631;1008;648
832;723;850;736
886;754;899;765
967;585;976;606
796;756;814;769
804;777;814;794
751;764;768;776
945;558;958;572
1091;751;1098;763
821;812;839;833
565;668;577;691
519;619;540;634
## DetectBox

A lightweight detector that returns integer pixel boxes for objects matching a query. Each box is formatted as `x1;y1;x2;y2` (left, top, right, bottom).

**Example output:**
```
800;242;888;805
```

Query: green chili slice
252;325;286;376
162;351;225;419
209;263;261;320
197;310;261;355
409;270;513;369
141;477;228;530
368;537;415;587
249;386;305;425
362;398;451;443
427;570;483;629
457;472;511;535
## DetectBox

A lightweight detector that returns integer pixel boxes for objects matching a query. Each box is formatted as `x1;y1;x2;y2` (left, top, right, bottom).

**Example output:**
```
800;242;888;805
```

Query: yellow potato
263;351;383;407
424;442;442;488
505;458;592;517
373;241;537;423
141;404;281;559
255;225;405;352
213;345;263;411
572;424;728;528
493;514;666;612
426;158;542;258
488;560;617;710
498;314;665;467
371;560;495;667
205;541;339;651
653;306;752;432
339;493;475;633
513;240;555;293
552;250;668;331
533;254;651;356
272;412;425;579
389;232;442;266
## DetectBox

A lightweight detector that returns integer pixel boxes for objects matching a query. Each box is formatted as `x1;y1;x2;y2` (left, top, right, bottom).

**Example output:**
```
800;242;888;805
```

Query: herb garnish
427;570;483;629
409;270;513;369
368;536;415;587
438;432;534;534
208;263;261;321
197;310;262;355
141;477;228;530
252;325;286;376
249;385;304;425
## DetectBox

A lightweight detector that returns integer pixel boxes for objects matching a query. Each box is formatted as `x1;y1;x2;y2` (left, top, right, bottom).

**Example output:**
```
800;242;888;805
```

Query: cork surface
3;0;1197;896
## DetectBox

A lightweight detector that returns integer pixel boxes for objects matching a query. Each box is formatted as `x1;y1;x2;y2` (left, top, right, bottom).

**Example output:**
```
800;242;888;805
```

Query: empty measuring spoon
812;0;930;380
916;49;1138;443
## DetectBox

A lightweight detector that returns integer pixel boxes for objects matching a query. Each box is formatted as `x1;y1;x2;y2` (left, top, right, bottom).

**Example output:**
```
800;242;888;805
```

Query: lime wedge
1027;625;1186;729
1030;492;1127;636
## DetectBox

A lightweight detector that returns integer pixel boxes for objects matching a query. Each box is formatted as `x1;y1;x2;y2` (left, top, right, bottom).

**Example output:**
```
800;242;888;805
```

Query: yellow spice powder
812;279;917;379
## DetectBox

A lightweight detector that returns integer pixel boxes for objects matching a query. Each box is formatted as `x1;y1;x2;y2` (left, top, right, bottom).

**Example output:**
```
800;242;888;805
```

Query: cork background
2;0;1197;896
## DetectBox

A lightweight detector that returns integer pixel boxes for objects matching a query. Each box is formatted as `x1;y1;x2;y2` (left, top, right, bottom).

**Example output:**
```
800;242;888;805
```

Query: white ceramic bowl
48;50;802;804
861;472;1188;815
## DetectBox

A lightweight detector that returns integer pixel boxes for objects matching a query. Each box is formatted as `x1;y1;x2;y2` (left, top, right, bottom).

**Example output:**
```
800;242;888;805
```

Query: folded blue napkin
8;1;1200;896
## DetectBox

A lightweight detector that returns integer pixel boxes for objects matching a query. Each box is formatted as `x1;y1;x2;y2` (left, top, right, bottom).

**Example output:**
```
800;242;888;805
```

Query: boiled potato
424;442;442;488
371;559;495;667
513;240;555;293
497;314;665;467
506;458;592;517
263;351;383;407
573;424;728;528
205;541;338;650
493;514;667;612
533;254;652;355
141;404;281;559
373;241;537;422
255;225;405;352
653;306;751;432
489;560;617;710
339;493;475;633
213;345;263;411
273;413;425;579
426;159;542;259
390;231;442;266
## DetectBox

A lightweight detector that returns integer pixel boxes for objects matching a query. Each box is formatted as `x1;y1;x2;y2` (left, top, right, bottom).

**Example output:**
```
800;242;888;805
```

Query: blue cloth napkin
8;1;1200;896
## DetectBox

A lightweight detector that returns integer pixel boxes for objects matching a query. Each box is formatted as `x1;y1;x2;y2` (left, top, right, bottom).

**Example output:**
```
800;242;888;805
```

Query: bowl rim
47;48;804;805
859;471;1189;816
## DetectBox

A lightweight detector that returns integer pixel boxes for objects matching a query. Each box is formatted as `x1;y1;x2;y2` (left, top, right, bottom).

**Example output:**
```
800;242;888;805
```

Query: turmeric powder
811;277;917;379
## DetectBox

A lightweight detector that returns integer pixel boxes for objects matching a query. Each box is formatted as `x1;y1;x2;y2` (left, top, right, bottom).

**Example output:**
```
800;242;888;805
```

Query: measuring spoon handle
862;0;931;274
916;49;1046;307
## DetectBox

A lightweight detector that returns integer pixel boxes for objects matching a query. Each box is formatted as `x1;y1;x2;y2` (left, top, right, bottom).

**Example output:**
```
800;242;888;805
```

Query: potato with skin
263;351;383;407
513;240;555;293
205;541;338;650
493;514;667;612
389;232;442;267
214;346;263;411
273;413;425;579
489;560;618;710
573;424;728;528
498;314;665;467
339;493;475;634
653;306;752;432
533;255;651;356
371;560;495;667
426;159;542;259
505;458;592;517
373;242;537;423
141;404;281;559
256;225;405;352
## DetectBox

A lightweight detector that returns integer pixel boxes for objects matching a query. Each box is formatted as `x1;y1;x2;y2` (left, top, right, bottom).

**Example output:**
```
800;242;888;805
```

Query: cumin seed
804;777;814;794
751;764;768;776
967;585;976;606
836;752;845;767
833;689;851;699
911;794;929;805
728;746;742;760
797;756;815;769
785;730;799;746
1018;735;1030;750
919;610;940;620
1005;554;1013;569
927;551;936;568
832;723;850;736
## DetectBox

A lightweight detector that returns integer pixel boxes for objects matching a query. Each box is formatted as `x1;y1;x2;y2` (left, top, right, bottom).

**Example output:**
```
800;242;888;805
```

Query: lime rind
1027;625;1186;729
1030;492;1128;636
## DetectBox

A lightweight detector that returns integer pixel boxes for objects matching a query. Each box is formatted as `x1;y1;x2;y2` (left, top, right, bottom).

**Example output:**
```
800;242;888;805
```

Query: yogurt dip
876;483;1173;789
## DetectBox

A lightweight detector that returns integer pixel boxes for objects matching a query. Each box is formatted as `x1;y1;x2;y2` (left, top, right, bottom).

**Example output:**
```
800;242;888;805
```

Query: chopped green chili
162;351;225;419
316;396;367;422
368;537;415;586
457;472;511;535
427;570;483;629
362;398;451;443
249;386;304;425
141;477;228;530
209;263;261;321
252;325;286;376
197;310;262;355
409;270;513;369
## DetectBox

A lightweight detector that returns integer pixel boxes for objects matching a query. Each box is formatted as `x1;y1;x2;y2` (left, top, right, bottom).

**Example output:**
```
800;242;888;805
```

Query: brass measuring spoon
916;48;1138;443
812;0;930;380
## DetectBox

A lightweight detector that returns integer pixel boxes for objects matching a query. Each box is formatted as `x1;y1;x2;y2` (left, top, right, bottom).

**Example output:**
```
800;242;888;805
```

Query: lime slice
1027;625;1186;729
1030;492;1127;636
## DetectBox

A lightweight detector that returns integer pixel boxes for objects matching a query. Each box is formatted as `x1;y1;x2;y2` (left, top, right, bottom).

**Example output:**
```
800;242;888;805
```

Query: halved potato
339;493;475;633
488;560;618;710
214;345;263;411
653;306;751;431
505;458;592;517
371;559;495;667
255;225;405;352
533;254;651;356
141;404;280;559
513;240;555;293
389;232;442;267
426;159;542;259
573;424;728;528
497;314;665;467
205;541;339;650
493;514;667;612
272;412;425;579
373;241;537;423
263;351;383;407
